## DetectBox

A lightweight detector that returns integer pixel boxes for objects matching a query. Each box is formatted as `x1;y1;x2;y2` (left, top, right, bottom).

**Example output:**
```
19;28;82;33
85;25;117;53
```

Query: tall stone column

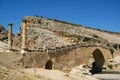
7;23;13;52
21;21;28;53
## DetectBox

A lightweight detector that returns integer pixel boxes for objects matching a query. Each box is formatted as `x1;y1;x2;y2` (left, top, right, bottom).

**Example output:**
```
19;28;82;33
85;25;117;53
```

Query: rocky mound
13;27;70;49
0;25;8;43
13;16;120;49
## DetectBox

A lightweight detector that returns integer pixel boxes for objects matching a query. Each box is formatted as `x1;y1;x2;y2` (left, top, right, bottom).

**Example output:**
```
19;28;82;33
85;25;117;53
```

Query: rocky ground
0;65;98;80
108;55;120;70
0;66;40;80
23;68;98;80
113;56;120;64
26;27;70;49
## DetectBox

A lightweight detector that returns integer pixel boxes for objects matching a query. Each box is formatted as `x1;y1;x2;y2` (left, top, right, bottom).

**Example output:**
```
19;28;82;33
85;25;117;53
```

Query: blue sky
0;0;120;34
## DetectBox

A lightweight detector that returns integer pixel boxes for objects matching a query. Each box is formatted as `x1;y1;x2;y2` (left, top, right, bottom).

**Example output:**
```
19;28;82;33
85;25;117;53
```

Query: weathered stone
7;23;13;52
0;25;8;43
21;21;28;53
70;65;92;75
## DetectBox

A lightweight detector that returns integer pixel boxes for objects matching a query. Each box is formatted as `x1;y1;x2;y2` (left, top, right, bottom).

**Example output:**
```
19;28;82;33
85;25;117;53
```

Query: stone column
21;21;28;53
7;23;13;52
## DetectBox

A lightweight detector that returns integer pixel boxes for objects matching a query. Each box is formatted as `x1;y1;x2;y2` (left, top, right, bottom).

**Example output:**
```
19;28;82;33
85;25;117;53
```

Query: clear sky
0;0;120;34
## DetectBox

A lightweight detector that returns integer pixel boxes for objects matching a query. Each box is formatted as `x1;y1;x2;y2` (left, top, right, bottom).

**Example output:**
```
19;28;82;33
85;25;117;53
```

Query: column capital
22;20;27;23
8;23;13;25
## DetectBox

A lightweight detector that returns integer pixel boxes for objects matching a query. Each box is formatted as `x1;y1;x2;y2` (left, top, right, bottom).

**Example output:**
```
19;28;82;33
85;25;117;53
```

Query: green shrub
108;64;113;69
110;48;114;55
93;35;99;38
92;39;97;43
110;48;115;58
46;22;49;25
76;35;81;40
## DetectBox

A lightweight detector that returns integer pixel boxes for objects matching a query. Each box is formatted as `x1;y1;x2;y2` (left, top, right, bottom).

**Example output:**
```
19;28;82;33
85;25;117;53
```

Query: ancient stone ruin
0;19;120;74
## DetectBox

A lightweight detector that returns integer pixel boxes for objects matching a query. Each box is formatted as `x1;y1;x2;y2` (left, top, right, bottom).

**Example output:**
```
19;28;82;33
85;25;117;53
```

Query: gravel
93;74;120;80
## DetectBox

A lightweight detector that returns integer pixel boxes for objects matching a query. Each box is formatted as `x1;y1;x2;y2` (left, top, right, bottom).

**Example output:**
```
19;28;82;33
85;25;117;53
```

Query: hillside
0;25;8;43
13;16;120;49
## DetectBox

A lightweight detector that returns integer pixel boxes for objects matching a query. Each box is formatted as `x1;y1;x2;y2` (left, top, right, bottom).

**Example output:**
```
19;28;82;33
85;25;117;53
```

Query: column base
21;47;28;54
6;48;13;52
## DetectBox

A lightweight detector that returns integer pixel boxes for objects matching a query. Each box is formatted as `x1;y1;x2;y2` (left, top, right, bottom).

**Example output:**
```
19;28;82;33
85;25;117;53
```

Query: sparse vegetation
85;26;120;34
64;73;69;77
108;64;113;69
109;48;115;58
33;15;44;18
110;48;114;55
76;35;82;40
93;35;99;38
52;18;82;26
92;39;97;43
46;22;49;25
38;20;42;24
31;15;120;34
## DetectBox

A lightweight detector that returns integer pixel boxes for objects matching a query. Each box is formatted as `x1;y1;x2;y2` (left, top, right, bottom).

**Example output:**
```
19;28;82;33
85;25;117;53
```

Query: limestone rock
13;27;70;49
70;64;92;75
22;16;120;44
0;66;40;80
0;25;8;43
13;16;118;49
0;41;7;52
108;56;120;70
